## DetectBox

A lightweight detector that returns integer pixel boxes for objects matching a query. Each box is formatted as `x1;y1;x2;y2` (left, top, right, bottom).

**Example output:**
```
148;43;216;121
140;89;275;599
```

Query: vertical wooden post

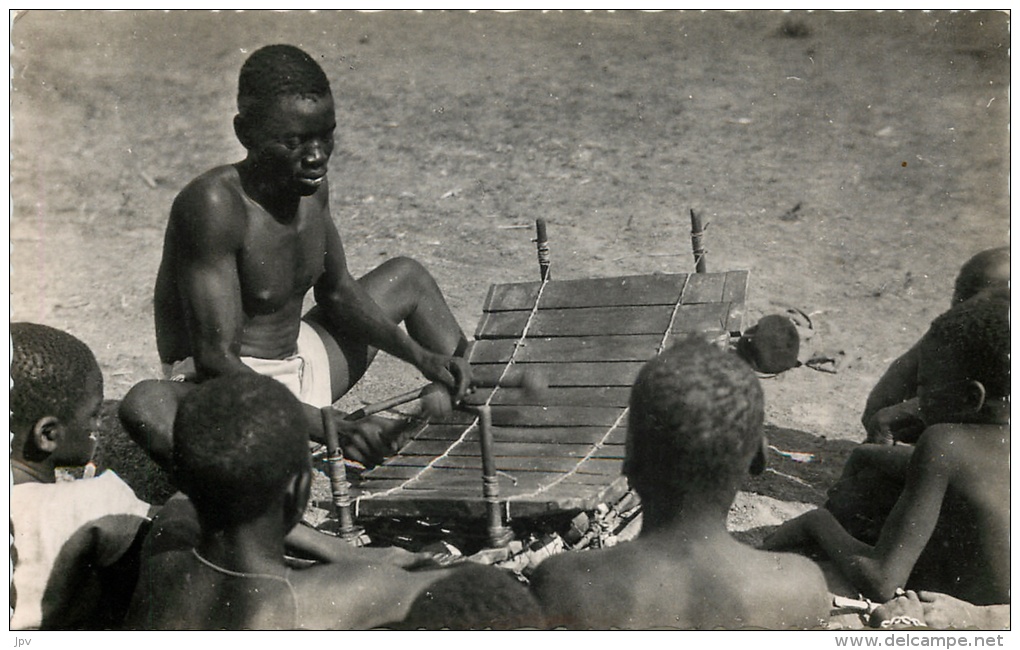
690;209;707;273
476;404;513;548
535;218;551;281
321;407;362;544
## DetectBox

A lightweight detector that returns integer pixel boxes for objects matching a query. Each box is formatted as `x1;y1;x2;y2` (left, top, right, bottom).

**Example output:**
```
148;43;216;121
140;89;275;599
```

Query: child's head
396;564;545;630
234;44;335;197
172;373;311;531
10;322;102;467
952;246;1009;306
918;295;1009;425
625;336;765;502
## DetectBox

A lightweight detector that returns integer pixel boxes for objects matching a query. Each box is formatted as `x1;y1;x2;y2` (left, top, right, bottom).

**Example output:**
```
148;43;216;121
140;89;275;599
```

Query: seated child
529;337;830;630
10;323;153;630
390;563;545;630
862;246;1008;444
765;296;1009;606
124;373;477;630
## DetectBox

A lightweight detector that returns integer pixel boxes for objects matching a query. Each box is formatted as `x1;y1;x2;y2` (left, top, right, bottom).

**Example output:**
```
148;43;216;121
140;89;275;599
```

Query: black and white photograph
8;9;1011;636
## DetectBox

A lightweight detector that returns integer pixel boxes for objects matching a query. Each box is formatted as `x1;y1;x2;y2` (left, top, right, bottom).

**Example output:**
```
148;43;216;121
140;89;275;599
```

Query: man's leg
304;256;469;401
119;379;196;470
301;257;470;466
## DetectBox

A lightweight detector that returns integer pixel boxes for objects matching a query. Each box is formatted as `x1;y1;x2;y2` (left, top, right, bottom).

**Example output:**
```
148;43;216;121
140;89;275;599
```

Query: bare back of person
912;423;1010;605
155;164;327;366
130;544;446;630
132;549;298;630
533;533;827;629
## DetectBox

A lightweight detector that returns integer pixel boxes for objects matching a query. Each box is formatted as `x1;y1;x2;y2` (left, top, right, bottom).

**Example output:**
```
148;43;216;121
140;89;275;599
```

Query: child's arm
766;429;953;602
871;590;1010;630
284;523;433;569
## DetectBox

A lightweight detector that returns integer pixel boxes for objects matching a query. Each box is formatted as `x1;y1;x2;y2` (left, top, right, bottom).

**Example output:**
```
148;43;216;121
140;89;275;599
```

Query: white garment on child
10;471;151;630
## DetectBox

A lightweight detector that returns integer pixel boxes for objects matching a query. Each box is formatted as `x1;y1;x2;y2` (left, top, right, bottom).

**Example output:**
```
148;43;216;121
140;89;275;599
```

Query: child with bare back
119;44;472;471
123;373;497;630
828;248;1008;543
765;296;1009;607
529;337;829;630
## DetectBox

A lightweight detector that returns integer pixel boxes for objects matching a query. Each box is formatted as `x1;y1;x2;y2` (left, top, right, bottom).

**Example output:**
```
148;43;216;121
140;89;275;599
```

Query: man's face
248;93;336;197
51;369;102;466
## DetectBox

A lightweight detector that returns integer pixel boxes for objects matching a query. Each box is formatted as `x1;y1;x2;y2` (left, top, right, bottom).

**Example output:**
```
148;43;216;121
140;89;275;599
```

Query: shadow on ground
750;423;858;505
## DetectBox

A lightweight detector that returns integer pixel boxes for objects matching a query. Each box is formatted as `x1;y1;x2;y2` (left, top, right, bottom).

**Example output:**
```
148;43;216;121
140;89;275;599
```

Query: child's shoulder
742;547;830;625
911;422;1009;480
918;422;1009;451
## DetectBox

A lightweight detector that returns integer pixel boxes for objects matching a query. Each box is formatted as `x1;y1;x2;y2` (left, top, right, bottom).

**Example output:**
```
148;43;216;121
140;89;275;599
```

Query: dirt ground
9;9;1010;626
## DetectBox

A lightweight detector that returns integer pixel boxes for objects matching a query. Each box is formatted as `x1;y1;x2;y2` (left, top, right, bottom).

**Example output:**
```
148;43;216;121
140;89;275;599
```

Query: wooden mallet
344;367;549;423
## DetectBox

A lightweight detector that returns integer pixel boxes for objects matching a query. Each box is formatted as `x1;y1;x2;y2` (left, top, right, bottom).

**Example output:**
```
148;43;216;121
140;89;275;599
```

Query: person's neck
235;159;300;222
10;457;56;484
638;490;733;543
196;517;291;578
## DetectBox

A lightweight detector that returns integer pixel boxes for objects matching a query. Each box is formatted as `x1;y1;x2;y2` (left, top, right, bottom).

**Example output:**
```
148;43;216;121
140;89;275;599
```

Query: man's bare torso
155;164;329;364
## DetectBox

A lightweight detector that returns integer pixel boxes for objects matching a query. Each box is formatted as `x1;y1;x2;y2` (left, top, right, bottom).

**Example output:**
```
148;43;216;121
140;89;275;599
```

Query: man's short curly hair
237;44;332;125
627;336;764;495
925;294;1010;399
10;322;101;427
172;373;310;529
953;246;1009;305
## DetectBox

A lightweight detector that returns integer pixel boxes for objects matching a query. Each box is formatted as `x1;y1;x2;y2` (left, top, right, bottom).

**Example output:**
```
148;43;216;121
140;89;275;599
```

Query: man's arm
862;340;924;440
766;428;952;602
172;184;253;380
313;207;466;393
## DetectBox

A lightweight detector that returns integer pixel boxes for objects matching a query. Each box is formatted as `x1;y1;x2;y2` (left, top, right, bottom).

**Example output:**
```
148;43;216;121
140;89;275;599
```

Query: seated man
862;246;1008;444
10;323;153;630
765;296;1009;606
830;248;1009;542
119;44;471;470
529;337;830;630
125;373;477;630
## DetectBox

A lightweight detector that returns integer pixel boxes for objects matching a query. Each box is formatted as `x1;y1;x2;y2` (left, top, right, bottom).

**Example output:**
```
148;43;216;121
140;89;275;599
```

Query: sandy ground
9;9;1010;628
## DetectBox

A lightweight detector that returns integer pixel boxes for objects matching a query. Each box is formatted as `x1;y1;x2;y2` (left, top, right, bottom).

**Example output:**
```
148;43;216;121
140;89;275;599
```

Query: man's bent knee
119;379;190;468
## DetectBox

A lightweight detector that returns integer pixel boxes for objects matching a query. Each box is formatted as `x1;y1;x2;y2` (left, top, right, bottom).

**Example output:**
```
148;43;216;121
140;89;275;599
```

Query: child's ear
929;380;987;417
283;467;312;530
960;380;987;414
749;437;768;476
30;416;64;455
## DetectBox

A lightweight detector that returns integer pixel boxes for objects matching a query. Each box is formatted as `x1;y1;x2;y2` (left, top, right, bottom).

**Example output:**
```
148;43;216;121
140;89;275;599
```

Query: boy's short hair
237;44;331;124
627;336;764;493
953;246;1009;305
172;374;310;528
10;322;101;426
926;295;1010;398
396;564;544;630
